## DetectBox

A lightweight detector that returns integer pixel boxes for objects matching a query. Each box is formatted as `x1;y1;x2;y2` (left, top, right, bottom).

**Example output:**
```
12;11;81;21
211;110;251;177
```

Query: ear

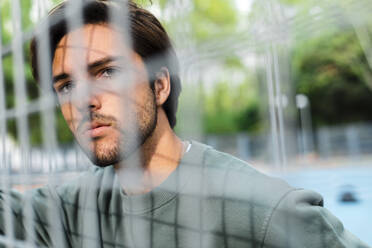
154;67;171;106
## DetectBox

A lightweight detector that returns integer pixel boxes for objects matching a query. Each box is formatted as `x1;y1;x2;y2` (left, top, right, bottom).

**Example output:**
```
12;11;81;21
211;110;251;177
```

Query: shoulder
196;143;368;247
51;166;111;203
185;143;299;244
262;188;369;247
29;166;110;207
196;142;294;203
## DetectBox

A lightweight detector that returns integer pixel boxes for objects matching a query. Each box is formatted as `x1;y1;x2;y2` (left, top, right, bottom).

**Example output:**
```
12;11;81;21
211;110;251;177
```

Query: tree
1;0;69;146
293;30;372;126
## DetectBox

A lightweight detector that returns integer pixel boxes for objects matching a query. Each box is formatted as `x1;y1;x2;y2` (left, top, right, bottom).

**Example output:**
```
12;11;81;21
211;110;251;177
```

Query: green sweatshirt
0;141;369;247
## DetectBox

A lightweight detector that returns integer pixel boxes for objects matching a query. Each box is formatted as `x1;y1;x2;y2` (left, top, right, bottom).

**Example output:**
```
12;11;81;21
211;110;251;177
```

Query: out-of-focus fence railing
0;139;90;174
3;122;372;176
206;122;372;167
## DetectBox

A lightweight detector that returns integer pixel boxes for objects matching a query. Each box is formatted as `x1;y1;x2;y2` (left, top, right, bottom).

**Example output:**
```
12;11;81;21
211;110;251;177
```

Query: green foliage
56;110;74;143
2;56;15;109
155;0;261;134
203;76;261;134
3;0;372;145
190;0;237;41
1;0;72;146
156;0;238;43
293;30;372;126
278;0;315;6
0;1;12;45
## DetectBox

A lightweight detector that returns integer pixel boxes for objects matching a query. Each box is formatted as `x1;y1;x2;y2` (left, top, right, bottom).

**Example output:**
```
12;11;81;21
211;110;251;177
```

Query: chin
85;137;140;167
92;157;118;167
78;137;120;167
90;149;121;167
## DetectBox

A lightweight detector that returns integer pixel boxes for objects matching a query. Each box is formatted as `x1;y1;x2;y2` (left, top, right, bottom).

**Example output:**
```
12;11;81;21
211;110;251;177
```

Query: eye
98;67;120;80
56;81;75;95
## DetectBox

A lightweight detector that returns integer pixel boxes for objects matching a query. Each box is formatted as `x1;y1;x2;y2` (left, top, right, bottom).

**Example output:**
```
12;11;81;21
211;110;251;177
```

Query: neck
114;110;184;195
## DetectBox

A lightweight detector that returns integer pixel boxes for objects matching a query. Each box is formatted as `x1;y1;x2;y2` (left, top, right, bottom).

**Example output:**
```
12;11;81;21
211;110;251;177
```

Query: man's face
52;24;157;166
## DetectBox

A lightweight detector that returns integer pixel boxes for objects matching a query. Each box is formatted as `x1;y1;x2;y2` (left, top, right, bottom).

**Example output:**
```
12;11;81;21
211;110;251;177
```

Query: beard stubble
78;90;158;167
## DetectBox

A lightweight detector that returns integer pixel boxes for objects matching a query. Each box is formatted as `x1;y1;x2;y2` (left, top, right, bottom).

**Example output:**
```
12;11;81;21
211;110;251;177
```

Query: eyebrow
52;56;124;84
52;73;70;84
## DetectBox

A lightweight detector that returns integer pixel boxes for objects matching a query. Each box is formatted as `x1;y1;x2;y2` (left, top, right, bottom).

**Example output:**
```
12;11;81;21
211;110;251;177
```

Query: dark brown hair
30;0;181;128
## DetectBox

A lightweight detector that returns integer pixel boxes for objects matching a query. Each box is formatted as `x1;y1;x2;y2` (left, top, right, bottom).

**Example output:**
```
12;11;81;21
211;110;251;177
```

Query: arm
0;190;27;243
262;189;370;248
0;188;56;247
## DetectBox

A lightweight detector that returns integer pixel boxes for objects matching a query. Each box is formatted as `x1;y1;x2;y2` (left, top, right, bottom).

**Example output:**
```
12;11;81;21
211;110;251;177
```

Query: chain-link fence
0;0;372;247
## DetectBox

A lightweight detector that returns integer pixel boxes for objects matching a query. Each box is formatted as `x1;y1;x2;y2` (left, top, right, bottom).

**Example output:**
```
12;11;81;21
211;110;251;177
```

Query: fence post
237;134;251;161
318;127;332;159
346;125;361;160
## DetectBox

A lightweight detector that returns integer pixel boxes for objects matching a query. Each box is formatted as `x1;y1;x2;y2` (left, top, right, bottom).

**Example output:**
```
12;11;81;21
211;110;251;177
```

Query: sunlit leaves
293;31;372;125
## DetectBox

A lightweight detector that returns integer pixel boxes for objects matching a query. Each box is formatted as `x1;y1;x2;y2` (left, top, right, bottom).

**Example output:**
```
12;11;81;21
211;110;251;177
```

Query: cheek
60;104;79;131
103;95;127;121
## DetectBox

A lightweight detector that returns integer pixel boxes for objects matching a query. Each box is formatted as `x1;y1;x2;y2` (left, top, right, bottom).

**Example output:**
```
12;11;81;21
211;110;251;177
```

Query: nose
74;83;102;113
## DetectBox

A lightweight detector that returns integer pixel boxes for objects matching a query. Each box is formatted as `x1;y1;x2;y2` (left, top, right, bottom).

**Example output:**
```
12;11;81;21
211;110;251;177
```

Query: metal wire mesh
0;0;371;247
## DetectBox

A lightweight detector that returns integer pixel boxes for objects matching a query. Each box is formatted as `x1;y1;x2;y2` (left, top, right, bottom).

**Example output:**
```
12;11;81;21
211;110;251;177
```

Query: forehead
52;24;128;75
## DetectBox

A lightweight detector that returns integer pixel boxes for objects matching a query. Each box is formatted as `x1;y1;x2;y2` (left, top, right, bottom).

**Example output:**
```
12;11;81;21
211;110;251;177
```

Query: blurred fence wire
0;0;372;247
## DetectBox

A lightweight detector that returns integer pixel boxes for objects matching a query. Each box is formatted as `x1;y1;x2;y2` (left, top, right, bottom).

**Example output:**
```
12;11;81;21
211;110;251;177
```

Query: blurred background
0;0;371;244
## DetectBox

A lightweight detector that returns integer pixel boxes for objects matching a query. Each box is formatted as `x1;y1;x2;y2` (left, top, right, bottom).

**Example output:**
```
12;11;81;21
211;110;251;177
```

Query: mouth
83;121;112;139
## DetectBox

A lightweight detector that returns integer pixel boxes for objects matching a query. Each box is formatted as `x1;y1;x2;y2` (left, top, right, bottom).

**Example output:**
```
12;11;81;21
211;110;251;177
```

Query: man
0;0;369;247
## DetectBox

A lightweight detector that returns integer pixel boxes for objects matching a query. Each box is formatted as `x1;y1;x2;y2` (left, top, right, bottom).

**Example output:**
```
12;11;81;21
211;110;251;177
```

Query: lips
90;122;110;130
82;121;112;138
